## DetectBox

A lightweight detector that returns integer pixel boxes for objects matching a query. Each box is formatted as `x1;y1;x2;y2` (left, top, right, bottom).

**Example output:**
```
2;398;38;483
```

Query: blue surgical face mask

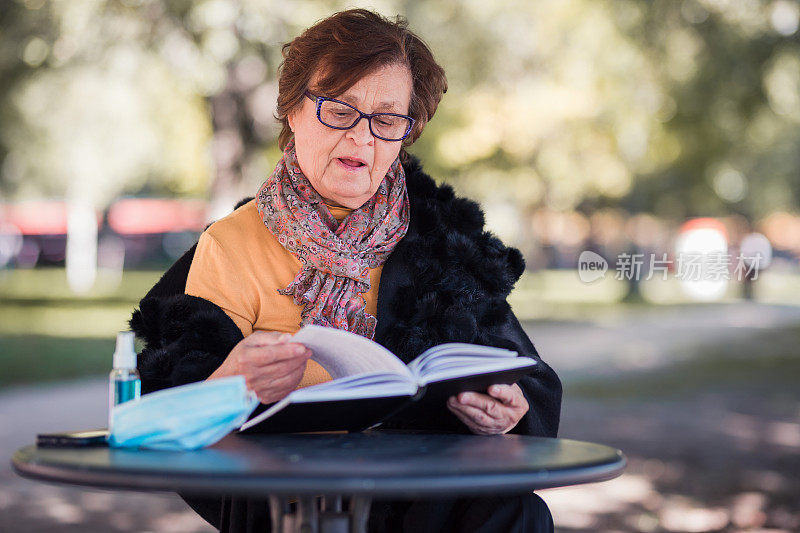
109;376;259;451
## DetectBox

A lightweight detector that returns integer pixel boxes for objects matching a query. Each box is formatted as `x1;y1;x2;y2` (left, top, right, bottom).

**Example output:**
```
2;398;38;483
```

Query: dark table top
12;431;626;498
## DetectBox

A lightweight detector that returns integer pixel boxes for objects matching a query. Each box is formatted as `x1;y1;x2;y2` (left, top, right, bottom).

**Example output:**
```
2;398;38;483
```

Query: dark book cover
239;364;535;434
240;395;411;434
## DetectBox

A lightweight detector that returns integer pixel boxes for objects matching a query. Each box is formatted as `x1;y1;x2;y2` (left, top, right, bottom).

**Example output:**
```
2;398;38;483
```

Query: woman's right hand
208;331;312;404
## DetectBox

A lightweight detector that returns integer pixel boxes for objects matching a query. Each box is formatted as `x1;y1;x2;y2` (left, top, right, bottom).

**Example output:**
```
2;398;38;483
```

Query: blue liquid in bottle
108;332;141;433
113;373;141;405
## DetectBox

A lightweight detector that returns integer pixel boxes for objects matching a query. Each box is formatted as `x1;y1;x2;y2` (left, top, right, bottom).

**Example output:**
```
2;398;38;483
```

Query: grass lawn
0;335;115;388
0;268;160;390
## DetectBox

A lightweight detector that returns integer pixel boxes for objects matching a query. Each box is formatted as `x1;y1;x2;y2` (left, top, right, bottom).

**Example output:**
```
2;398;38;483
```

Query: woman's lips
337;158;366;171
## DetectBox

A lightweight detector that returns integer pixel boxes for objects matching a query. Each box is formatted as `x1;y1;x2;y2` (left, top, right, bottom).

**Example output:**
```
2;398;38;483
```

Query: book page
291;325;413;379
416;357;536;385
289;372;416;402
403;342;538;385
407;343;518;375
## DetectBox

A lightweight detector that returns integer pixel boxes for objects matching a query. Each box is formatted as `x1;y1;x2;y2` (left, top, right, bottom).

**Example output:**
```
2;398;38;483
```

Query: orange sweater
185;199;384;389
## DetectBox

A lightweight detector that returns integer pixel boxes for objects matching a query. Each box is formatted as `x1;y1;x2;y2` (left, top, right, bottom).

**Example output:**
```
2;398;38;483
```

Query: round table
13;431;626;532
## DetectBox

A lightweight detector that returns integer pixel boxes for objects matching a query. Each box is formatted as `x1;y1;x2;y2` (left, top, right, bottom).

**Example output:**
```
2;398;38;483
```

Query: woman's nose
347;116;374;146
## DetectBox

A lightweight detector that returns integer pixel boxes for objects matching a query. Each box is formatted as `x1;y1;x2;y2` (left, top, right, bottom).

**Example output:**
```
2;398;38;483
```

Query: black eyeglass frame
304;91;415;142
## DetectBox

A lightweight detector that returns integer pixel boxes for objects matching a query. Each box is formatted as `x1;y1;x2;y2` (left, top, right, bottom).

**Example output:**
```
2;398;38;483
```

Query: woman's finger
449;395;507;423
447;399;489;426
248;343;310;366
256;349;311;373
456;392;502;418
488;384;524;408
250;367;307;401
248;356;309;384
244;330;292;346
248;359;305;386
447;399;507;432
487;384;513;403
251;374;300;397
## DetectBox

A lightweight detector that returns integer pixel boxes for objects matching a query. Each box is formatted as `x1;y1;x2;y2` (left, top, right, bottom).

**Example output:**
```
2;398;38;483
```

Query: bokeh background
1;0;799;531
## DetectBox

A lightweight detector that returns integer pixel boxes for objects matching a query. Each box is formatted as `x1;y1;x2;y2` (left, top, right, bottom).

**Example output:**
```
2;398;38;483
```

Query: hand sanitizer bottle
108;331;141;431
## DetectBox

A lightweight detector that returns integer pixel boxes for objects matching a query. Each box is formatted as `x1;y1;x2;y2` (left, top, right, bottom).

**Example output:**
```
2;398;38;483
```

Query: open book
239;325;536;433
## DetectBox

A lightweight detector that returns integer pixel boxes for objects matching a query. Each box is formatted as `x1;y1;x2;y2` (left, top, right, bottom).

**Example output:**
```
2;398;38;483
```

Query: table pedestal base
269;495;372;533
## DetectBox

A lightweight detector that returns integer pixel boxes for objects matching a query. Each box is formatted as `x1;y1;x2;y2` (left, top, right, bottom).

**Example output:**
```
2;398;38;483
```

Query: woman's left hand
447;384;529;435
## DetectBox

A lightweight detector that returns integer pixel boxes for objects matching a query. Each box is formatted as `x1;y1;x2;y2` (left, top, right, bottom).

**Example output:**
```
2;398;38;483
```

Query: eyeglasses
304;91;415;142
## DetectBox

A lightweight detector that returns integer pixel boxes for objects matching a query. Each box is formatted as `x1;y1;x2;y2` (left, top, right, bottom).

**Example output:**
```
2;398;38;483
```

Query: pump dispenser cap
113;331;137;369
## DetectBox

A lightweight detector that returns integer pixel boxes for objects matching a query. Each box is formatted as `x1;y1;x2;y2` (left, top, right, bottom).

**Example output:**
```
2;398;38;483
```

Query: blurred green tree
0;0;798;250
618;0;800;223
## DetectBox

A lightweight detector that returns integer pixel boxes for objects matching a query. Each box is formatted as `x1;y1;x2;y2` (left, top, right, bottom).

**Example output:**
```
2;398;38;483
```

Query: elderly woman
131;8;561;533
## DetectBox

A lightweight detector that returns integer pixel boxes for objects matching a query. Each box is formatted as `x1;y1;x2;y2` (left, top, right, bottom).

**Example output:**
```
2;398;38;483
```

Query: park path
528;301;800;380
2;301;799;532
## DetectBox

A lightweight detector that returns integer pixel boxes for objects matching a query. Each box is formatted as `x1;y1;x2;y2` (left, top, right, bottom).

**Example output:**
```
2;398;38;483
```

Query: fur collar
374;155;525;363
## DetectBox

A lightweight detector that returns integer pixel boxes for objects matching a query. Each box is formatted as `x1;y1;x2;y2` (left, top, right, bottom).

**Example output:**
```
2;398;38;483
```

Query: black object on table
13;431;626;533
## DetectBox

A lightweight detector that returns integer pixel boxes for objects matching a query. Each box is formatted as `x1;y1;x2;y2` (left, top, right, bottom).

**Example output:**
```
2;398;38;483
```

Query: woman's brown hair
276;9;447;155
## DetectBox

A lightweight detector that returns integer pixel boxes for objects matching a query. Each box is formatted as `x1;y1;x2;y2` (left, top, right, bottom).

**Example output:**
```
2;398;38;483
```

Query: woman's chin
322;177;371;205
328;194;370;209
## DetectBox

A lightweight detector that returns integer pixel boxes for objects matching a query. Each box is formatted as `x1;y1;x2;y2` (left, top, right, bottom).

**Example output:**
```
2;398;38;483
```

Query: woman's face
288;63;413;209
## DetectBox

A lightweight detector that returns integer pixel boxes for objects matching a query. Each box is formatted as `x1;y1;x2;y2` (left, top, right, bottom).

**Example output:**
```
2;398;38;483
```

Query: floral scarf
256;139;410;339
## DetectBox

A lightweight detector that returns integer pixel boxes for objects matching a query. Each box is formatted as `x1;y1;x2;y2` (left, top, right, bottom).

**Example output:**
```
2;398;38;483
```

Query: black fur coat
130;155;562;437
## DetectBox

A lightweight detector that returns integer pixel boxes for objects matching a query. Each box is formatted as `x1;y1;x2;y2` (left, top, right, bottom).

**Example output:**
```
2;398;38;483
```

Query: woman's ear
287;111;296;133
